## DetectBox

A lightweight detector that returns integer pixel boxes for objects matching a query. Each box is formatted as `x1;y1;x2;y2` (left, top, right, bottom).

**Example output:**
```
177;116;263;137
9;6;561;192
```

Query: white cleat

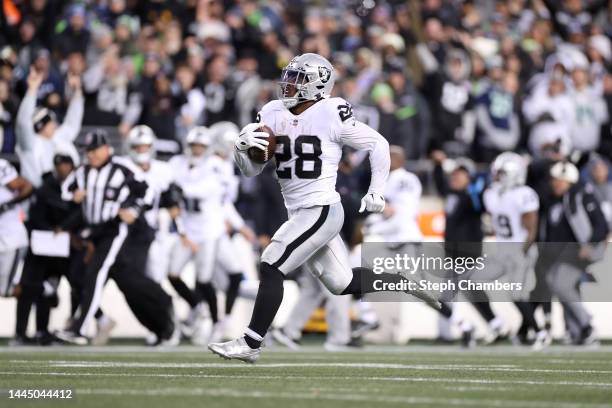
208;321;226;344
190;318;214;346
145;332;158;346
532;330;552;351
271;328;301;350
182;304;209;337
323;341;361;352
91;317;117;346
208;337;261;364
158;325;181;348
55;330;89;346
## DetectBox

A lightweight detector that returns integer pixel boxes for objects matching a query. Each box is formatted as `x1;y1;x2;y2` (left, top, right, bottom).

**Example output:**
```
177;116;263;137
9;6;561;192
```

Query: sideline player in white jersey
208;121;258;338
208;53;438;363
483;152;549;349
0;159;32;297
366;146;423;243
168;126;234;341
127;126;182;283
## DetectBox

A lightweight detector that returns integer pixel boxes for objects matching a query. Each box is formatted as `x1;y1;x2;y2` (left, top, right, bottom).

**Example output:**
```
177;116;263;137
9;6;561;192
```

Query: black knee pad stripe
271;205;330;269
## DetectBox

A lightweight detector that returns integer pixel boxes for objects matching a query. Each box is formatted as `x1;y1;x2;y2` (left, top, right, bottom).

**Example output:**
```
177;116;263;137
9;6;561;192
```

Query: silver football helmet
491;152;527;189
185;126;212;161
209;121;239;157
278;53;335;109
127;125;156;164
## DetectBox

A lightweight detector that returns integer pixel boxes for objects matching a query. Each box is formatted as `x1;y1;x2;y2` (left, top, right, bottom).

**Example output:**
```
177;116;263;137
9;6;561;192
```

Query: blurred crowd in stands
0;0;608;161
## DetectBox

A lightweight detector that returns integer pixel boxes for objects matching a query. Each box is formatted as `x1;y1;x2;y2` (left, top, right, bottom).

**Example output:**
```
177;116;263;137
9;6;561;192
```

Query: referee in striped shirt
57;129;176;345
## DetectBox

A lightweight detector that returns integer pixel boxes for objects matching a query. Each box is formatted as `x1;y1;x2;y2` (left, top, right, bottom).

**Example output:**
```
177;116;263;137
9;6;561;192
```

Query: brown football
247;125;276;164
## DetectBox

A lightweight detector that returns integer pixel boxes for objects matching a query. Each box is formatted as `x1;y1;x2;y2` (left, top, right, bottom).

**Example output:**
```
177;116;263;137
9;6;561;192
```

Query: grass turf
1;345;611;408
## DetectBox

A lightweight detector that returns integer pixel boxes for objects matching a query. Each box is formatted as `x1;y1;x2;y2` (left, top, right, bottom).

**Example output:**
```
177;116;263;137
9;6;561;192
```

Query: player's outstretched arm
233;123;268;177
340;120;390;213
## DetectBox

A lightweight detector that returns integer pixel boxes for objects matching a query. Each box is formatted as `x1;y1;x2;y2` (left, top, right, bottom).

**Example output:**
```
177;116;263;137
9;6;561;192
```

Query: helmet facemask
187;142;209;165
128;126;156;165
278;68;310;108
185;126;212;164
130;143;155;165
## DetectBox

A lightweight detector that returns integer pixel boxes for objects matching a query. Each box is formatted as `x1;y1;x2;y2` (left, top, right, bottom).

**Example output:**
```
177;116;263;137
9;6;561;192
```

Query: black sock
225;274;242;315
244;263;284;349
471;300;496;322
340;267;405;295
514;301;540;331
169;276;199;308
438;302;453;319
197;282;218;323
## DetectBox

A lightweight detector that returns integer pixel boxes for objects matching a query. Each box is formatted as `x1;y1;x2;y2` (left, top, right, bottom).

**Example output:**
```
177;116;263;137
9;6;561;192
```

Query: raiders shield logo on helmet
318;66;331;83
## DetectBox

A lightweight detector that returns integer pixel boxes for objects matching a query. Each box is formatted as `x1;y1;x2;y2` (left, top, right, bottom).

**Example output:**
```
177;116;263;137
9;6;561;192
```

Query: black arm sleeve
120;168;150;212
433;163;449;197
584;192;609;242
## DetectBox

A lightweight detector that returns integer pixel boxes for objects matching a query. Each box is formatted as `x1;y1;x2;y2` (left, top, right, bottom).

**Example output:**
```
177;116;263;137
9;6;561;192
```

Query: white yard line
71;387;612;408
8;359;612;375
544;359;612;366
1;371;611;389
2;345;612;354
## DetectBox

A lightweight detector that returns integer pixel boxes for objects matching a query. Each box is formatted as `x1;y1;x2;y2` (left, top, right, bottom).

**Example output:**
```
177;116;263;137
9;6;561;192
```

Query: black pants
15;251;70;337
71;223;174;338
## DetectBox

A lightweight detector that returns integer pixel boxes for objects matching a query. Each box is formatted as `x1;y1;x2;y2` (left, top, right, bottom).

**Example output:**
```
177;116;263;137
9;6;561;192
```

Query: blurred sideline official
57;130;176;345
544;161;609;345
14;152;81;345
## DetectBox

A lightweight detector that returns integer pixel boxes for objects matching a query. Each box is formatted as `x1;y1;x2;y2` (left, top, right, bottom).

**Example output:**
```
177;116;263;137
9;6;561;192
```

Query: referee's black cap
83;129;110;151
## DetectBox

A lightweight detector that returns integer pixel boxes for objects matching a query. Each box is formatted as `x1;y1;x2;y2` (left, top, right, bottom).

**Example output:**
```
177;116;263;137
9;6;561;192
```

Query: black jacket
27;171;81;232
545;182;609;267
434;163;484;257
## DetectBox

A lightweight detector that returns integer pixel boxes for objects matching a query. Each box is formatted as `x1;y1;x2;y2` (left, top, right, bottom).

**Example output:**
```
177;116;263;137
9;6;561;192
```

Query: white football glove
235;123;269;152
359;192;385;213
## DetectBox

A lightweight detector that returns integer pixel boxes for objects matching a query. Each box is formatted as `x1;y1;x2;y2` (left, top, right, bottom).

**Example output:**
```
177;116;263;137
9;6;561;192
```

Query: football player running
168;126;232;342
208;121;257;339
208;53;435;363
483;152;550;350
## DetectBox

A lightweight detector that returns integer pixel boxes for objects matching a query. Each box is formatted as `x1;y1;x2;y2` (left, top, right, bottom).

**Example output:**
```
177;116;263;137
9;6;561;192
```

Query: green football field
1;345;611;408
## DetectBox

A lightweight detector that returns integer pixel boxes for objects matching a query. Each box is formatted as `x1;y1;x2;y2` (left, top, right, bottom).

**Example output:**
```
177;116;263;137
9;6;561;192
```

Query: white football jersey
217;156;245;230
483;184;539;242
250;97;389;210
169;154;227;242
368;168;423;242
139;159;174;229
219;157;239;204
0;159;28;251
